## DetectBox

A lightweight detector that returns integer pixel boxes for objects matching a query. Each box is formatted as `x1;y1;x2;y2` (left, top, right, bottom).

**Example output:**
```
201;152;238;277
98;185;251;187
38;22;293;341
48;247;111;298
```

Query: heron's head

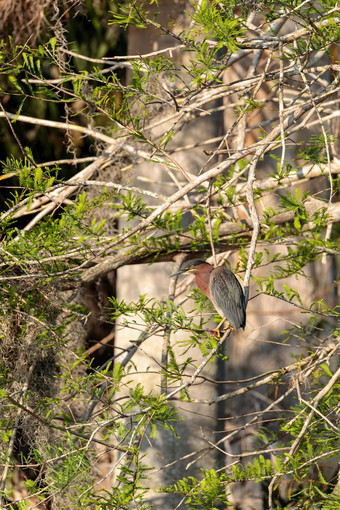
171;260;212;277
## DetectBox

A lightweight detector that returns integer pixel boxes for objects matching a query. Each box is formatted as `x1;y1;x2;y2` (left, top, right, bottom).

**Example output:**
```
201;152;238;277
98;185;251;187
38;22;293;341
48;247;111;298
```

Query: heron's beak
171;269;187;277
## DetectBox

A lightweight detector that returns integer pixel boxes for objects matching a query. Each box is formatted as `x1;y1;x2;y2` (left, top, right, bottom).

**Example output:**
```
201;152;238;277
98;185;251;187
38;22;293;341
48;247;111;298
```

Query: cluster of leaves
162;469;231;510
0;0;339;509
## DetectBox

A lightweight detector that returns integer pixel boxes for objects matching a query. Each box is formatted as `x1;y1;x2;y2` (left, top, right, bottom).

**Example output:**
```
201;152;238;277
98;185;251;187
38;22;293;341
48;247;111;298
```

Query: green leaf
294;216;301;231
8;75;25;94
50;37;57;56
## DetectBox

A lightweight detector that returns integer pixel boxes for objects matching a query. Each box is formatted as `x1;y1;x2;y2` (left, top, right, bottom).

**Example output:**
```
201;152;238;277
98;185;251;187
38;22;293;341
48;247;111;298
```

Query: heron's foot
209;328;220;338
209;323;234;338
223;322;234;332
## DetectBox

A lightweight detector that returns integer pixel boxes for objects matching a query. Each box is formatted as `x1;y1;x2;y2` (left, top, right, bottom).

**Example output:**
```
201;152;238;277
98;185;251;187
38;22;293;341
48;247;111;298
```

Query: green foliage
297;133;337;165
162;468;231;509
232;454;274;482
79;457;152;509
0;0;339;508
189;0;245;51
109;2;151;30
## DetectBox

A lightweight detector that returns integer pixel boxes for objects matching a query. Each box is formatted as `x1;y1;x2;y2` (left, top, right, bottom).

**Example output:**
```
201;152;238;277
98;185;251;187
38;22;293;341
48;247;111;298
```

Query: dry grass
0;0;51;46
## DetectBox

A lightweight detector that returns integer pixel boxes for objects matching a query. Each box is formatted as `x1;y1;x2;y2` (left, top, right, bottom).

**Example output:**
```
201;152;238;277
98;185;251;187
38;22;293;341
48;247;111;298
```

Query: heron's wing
210;267;246;329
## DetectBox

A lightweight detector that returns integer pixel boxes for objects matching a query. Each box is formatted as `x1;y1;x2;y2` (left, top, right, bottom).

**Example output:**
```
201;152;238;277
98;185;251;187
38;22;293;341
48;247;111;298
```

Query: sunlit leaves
297;133;337;165
189;0;245;51
0;2;339;508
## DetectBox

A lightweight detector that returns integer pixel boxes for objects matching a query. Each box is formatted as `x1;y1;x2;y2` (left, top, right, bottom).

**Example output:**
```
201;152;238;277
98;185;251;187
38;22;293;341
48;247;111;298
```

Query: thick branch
81;197;340;282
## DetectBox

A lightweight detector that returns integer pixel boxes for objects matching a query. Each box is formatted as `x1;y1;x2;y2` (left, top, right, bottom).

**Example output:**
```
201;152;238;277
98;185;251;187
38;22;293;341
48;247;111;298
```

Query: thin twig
81;325;159;422
84;331;115;357
278;41;286;173
162;254;187;394
190;343;337;405
243;155;261;305
0;102;37;168
267;361;340;509
206;180;217;266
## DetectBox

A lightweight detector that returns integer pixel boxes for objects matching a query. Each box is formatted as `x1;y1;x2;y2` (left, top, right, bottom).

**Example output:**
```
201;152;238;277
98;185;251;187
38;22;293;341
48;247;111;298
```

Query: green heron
172;260;246;331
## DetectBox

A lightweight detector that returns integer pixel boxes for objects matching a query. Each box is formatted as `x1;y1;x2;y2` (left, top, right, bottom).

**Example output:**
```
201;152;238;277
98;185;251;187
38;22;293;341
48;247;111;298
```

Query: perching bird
172;259;246;331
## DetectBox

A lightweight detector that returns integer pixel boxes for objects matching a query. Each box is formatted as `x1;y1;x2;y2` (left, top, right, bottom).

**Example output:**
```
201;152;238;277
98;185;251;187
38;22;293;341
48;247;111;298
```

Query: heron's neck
195;268;213;298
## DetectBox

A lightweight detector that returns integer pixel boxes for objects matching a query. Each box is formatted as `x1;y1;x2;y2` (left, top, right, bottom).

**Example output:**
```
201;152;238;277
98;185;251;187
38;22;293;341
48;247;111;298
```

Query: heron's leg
210;318;233;337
